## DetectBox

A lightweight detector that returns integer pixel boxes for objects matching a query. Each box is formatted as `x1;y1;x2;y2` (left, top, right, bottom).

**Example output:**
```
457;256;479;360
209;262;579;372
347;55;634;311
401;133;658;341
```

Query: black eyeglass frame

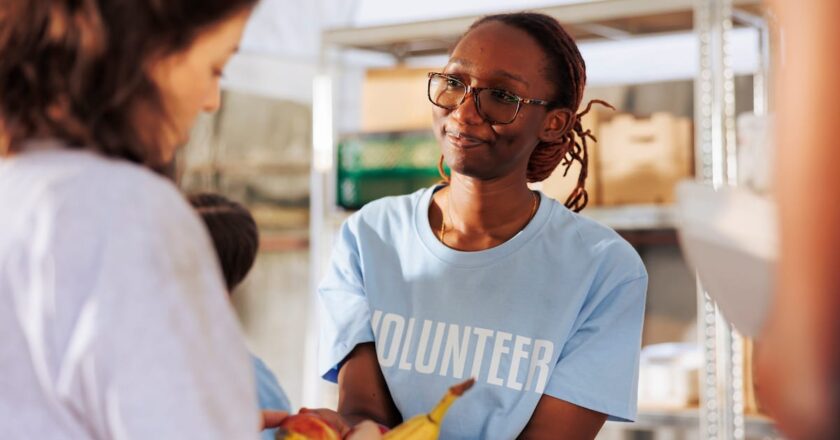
426;72;554;125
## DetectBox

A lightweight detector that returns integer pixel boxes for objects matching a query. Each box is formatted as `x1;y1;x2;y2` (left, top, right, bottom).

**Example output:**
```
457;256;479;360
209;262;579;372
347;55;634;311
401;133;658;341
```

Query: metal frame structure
694;0;774;439
695;1;743;439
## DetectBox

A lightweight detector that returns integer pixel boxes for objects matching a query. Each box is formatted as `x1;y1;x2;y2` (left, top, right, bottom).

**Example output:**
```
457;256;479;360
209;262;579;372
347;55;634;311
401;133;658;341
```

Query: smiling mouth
445;129;489;149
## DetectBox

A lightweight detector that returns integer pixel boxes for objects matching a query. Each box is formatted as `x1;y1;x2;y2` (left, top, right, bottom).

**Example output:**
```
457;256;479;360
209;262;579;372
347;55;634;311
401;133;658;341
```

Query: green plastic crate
337;132;445;209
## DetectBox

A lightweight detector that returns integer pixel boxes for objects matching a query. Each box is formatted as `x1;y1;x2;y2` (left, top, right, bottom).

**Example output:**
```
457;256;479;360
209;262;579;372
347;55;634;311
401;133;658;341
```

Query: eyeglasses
427;72;553;125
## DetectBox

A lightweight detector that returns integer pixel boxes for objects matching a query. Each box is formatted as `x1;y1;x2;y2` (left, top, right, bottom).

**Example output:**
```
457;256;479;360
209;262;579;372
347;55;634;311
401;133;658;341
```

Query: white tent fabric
240;0;356;58
238;0;589;57
351;0;583;26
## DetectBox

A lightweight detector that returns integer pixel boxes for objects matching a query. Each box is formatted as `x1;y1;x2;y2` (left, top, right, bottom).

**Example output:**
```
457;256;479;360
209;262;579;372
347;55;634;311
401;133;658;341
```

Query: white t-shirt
0;142;260;439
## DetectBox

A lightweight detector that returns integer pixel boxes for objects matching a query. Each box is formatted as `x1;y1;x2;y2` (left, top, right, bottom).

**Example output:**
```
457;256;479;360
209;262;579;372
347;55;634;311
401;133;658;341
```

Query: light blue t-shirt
318;186;647;439
252;354;292;440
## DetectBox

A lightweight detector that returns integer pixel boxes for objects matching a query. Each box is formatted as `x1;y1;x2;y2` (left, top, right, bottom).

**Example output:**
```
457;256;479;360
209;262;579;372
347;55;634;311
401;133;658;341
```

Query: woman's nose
202;82;222;113
449;90;484;125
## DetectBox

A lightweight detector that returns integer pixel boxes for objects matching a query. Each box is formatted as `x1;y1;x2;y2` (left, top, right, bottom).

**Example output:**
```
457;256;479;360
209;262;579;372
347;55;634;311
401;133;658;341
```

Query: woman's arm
337;343;403;428
517;395;607;440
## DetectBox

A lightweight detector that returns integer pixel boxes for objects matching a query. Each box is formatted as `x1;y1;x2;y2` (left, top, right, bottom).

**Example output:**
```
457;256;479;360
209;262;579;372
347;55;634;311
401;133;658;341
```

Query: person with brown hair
0;0;266;438
188;193;293;440
318;12;647;439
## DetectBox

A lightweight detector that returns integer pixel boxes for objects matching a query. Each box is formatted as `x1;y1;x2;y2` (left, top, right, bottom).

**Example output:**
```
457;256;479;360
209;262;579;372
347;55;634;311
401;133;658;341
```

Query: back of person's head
189;193;259;292
0;0;258;165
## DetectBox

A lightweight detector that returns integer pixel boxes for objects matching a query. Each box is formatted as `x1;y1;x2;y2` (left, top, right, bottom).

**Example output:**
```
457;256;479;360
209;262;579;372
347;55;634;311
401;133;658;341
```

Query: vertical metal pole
698;282;721;440
305;45;338;409
695;0;744;439
753;20;772;116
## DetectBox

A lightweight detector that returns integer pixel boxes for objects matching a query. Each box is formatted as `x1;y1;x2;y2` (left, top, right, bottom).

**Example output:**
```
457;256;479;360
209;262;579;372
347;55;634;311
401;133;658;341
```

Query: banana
383;378;475;440
274;427;309;440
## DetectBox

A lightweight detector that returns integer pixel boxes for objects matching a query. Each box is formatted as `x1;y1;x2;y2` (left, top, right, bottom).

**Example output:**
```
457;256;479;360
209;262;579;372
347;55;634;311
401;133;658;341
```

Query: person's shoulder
23;148;175;199
29;149;198;235
543;197;646;279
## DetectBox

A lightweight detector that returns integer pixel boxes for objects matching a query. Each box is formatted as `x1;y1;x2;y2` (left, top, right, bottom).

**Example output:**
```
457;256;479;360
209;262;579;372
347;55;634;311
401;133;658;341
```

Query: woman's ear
539;108;574;144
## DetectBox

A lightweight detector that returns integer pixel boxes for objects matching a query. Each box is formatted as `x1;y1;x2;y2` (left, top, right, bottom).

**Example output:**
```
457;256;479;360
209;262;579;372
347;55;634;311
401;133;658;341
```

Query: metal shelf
323;0;762;58
582;204;676;231
610;409;782;438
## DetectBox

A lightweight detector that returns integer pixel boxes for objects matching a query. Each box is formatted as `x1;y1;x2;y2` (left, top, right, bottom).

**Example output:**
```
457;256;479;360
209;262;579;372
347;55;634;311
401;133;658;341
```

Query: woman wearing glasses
319;12;647;439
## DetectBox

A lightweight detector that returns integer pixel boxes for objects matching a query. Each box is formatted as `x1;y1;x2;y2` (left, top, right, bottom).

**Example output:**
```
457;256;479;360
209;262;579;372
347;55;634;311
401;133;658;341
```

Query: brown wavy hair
0;0;258;165
438;12;613;212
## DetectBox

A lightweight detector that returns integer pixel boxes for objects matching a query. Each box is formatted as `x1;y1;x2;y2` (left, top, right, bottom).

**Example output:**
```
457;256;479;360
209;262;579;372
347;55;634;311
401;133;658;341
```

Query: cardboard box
743;337;767;415
533;110;602;206
597;112;693;205
361;67;436;132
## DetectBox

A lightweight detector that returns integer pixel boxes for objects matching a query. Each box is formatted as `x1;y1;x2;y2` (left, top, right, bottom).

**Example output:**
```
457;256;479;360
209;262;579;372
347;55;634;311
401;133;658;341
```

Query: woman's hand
298;407;352;436
345;421;386;440
260;410;289;430
262;408;383;439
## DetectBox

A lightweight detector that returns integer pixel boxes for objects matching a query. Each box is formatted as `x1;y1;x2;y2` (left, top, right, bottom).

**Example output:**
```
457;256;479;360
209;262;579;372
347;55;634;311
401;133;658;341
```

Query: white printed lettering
398;318;416;371
415;321;446;374
525;339;554;393
439;324;472;378
371;309;383;336
488;331;513;386
507;336;532;391
377;313;405;367
470;327;494;381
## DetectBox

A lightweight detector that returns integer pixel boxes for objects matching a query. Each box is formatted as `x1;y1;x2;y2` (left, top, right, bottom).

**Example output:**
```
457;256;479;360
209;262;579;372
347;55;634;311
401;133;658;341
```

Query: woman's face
148;8;252;162
433;21;565;181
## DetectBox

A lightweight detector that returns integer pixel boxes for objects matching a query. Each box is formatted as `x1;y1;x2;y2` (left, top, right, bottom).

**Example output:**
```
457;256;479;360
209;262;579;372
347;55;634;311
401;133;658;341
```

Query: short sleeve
252;355;292;440
544;275;648;422
318;218;376;382
252;355;292;412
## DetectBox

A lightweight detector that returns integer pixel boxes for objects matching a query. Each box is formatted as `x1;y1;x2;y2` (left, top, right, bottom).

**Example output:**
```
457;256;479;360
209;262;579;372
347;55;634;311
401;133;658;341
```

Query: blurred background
176;1;779;438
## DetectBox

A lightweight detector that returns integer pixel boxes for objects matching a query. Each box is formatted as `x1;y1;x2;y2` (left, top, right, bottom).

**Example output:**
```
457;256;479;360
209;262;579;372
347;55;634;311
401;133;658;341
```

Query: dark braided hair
437;12;613;212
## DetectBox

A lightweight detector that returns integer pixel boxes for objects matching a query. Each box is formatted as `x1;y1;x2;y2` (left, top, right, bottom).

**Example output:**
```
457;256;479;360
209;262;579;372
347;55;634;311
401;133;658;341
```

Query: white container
637;343;701;409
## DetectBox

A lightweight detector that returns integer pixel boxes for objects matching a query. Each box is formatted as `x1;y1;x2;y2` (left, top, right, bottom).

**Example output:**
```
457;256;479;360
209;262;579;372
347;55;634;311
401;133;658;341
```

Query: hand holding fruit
274;408;346;440
275;378;474;440
262;410;290;430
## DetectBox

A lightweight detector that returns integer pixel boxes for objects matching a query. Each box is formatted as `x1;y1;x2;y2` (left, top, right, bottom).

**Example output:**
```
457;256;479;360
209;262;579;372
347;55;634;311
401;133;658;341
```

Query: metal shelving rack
308;1;778;437
694;0;774;439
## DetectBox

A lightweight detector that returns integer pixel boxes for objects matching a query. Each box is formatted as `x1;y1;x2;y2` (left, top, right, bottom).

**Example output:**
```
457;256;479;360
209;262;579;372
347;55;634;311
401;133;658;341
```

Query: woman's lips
445;130;489;149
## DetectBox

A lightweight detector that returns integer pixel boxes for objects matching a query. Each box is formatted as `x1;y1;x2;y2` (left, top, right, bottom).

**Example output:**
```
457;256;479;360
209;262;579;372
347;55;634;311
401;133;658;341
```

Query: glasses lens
476;89;520;124
429;74;466;108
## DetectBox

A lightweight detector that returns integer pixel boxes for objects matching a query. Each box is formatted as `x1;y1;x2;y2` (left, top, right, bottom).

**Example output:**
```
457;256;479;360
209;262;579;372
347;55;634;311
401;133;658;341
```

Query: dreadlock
437;12;613;212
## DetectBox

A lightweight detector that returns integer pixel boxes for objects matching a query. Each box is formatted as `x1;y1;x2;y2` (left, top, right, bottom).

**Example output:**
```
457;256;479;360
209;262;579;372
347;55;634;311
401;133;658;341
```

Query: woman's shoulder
14;148;199;236
543;198;646;278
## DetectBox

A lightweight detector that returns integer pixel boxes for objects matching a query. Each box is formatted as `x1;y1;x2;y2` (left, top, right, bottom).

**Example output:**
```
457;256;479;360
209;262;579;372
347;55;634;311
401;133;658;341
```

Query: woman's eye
445;78;461;89
491;89;519;104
